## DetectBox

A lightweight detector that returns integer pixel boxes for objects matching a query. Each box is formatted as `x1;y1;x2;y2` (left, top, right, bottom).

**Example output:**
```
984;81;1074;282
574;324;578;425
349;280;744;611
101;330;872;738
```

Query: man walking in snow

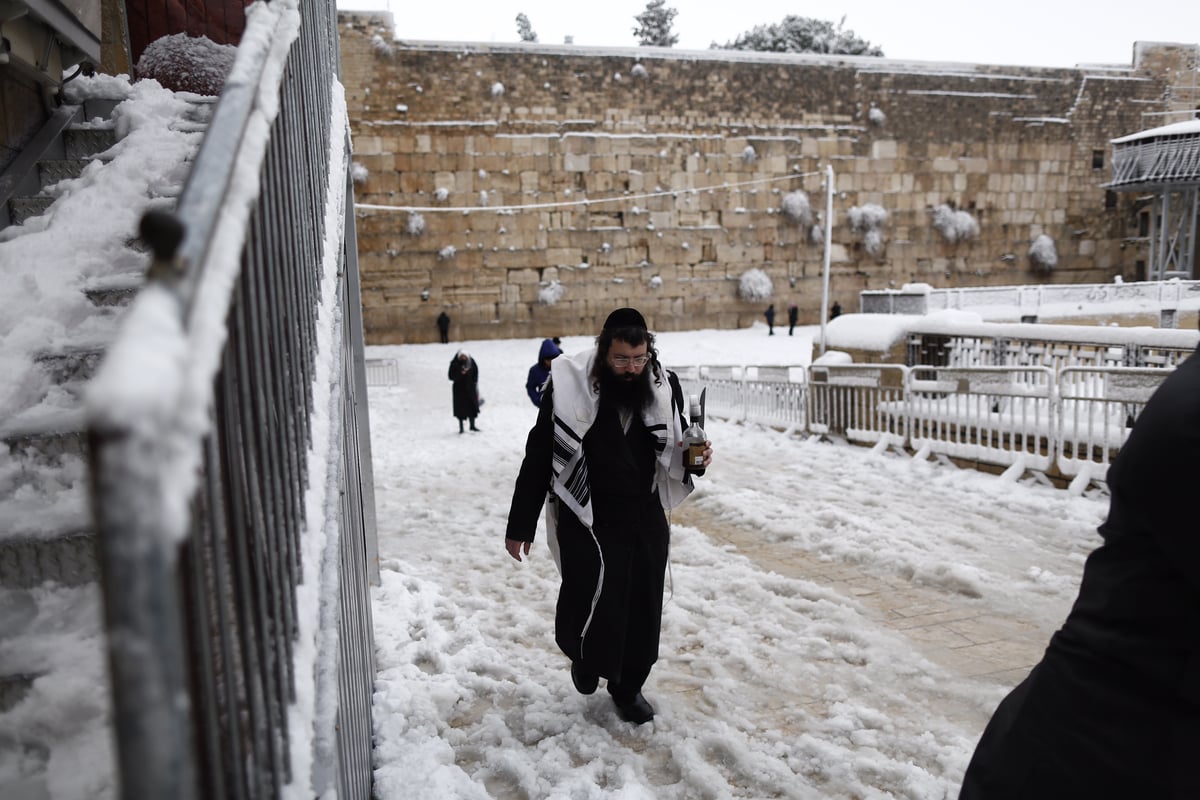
504;308;712;725
959;342;1200;799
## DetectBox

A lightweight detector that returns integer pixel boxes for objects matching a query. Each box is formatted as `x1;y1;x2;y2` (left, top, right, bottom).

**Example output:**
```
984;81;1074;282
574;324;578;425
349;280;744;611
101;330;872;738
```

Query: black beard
598;361;654;414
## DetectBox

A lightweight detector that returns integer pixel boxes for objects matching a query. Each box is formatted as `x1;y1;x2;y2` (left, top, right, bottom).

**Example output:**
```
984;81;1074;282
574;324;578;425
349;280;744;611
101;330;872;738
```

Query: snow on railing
862;279;1200;318
84;2;376;798
671;360;1176;491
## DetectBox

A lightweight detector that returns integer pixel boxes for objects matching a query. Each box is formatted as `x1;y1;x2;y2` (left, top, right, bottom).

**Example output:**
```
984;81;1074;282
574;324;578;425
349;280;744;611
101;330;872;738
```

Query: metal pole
819;164;834;354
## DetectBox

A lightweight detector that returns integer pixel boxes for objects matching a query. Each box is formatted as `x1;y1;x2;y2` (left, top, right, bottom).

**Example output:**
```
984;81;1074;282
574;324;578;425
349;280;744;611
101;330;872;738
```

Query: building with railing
1107;119;1200;281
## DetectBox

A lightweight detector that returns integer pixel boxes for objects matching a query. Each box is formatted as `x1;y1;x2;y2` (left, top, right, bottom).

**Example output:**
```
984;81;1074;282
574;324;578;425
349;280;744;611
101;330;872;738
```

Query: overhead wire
354;170;824;214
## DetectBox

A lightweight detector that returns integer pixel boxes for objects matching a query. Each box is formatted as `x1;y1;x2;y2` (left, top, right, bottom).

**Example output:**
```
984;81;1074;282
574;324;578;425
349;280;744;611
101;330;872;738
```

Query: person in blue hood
525;338;562;407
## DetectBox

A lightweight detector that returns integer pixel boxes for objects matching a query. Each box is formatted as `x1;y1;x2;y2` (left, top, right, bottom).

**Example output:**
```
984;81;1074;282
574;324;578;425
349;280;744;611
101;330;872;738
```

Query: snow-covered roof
1112;118;1200;144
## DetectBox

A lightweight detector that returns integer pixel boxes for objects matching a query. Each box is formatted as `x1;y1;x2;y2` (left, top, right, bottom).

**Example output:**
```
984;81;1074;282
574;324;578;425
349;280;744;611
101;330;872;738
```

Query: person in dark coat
504;308;713;725
448;350;480;433
958;344;1200;799
525;337;561;407
787;303;798;336
436;310;451;343
764;303;776;335
829;301;842;319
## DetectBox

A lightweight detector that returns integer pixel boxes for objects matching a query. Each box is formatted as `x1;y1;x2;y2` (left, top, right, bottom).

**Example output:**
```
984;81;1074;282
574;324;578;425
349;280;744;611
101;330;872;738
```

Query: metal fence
85;2;377;799
674;360;1178;489
365;357;401;386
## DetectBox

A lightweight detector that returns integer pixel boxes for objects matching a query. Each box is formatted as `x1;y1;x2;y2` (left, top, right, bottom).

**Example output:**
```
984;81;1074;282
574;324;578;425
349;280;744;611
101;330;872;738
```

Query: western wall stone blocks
340;18;1190;341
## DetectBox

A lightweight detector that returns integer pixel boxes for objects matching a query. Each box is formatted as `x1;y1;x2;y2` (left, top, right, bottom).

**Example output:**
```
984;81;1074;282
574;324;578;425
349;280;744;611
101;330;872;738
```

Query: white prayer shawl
543;349;693;644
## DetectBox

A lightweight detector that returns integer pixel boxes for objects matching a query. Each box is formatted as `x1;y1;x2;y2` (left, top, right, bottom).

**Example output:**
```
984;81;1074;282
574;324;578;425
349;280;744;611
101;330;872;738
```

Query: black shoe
613;692;654;724
470;425;480;432
570;662;598;695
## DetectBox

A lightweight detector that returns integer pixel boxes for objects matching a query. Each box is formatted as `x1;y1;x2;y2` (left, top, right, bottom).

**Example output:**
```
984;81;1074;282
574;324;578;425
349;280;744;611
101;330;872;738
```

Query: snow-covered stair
0;77;209;799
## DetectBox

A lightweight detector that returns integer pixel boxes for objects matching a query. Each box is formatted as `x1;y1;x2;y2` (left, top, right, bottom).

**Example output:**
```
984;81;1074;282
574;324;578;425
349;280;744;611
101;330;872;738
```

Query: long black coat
959;347;1200;799
506;375;688;686
448;355;480;420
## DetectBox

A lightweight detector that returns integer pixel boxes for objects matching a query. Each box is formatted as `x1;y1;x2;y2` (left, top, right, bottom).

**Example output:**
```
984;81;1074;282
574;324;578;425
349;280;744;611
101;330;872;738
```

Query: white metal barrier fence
670;362;1173;487
365;357;401;386
906;366;1056;473
808;364;907;449
1055;367;1166;488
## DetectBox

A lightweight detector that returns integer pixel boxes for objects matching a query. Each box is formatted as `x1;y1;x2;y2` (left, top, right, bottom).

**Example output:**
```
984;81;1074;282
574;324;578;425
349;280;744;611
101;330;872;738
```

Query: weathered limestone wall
338;12;1197;344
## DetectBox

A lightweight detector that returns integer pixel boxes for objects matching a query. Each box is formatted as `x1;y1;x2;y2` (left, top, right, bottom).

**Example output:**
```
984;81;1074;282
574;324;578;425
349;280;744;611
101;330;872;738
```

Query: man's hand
505;538;531;562
700;440;713;468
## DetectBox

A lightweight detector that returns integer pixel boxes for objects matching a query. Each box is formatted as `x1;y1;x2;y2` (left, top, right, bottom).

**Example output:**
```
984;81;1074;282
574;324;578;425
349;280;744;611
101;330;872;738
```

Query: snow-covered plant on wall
538;280;565;305
631;63;648;78
780;190;813;227
738;268;774;301
350;161;369;185
931;204;979;243
810;223;824;244
406;211;425;236
741;145;757;164
1029;234;1058;271
479;190;489;206
491;81;505;97
848;203;888;257
437;245;457;260
649;275;663;289
371;34;393;57
868;106;886;126
434;187;449;202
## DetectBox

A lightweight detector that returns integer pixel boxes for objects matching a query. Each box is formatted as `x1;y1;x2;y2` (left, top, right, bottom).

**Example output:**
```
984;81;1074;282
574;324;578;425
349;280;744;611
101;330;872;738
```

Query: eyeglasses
611;355;650;367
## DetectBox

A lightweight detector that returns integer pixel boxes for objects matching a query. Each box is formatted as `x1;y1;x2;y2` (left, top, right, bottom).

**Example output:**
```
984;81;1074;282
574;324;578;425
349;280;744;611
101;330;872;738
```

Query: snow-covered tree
516;13;538;43
370;34;394;58
406;212;426;236
848;203;888;257
738;268;774;301
1029;234;1058;271
716;15;883;56
538;280;565;305
931;205;980;243
781;190;813;227
633;0;679;48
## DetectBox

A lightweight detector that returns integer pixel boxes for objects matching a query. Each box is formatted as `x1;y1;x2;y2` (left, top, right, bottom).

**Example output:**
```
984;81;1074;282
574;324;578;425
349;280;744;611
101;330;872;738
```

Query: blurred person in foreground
959;342;1200;799
504;308;712;725
525;337;562;407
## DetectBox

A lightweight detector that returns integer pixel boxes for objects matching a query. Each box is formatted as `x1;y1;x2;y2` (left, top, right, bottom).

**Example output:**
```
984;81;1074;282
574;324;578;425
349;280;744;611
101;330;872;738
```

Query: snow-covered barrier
84;2;377;798
672;359;1178;491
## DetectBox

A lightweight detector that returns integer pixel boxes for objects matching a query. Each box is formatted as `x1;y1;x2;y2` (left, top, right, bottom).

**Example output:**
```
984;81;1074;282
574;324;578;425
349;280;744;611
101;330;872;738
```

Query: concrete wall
338;12;1198;344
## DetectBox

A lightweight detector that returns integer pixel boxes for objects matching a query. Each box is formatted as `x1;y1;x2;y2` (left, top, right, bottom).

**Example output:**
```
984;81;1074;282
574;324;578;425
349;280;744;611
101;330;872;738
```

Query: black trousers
553;497;668;696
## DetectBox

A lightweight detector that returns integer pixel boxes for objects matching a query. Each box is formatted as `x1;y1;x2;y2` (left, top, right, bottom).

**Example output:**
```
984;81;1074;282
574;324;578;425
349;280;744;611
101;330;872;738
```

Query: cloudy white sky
336;0;1200;68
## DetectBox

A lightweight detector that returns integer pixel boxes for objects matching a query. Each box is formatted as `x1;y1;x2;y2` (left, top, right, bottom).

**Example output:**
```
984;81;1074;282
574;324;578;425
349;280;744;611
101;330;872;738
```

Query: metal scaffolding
1107;120;1200;280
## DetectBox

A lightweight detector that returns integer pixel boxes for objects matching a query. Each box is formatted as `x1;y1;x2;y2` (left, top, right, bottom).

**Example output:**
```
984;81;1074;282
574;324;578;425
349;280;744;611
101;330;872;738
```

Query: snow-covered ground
366;323;1107;799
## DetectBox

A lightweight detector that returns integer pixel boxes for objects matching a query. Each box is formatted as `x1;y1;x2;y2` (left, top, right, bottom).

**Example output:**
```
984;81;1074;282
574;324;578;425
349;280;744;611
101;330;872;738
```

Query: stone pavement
672;506;1052;695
